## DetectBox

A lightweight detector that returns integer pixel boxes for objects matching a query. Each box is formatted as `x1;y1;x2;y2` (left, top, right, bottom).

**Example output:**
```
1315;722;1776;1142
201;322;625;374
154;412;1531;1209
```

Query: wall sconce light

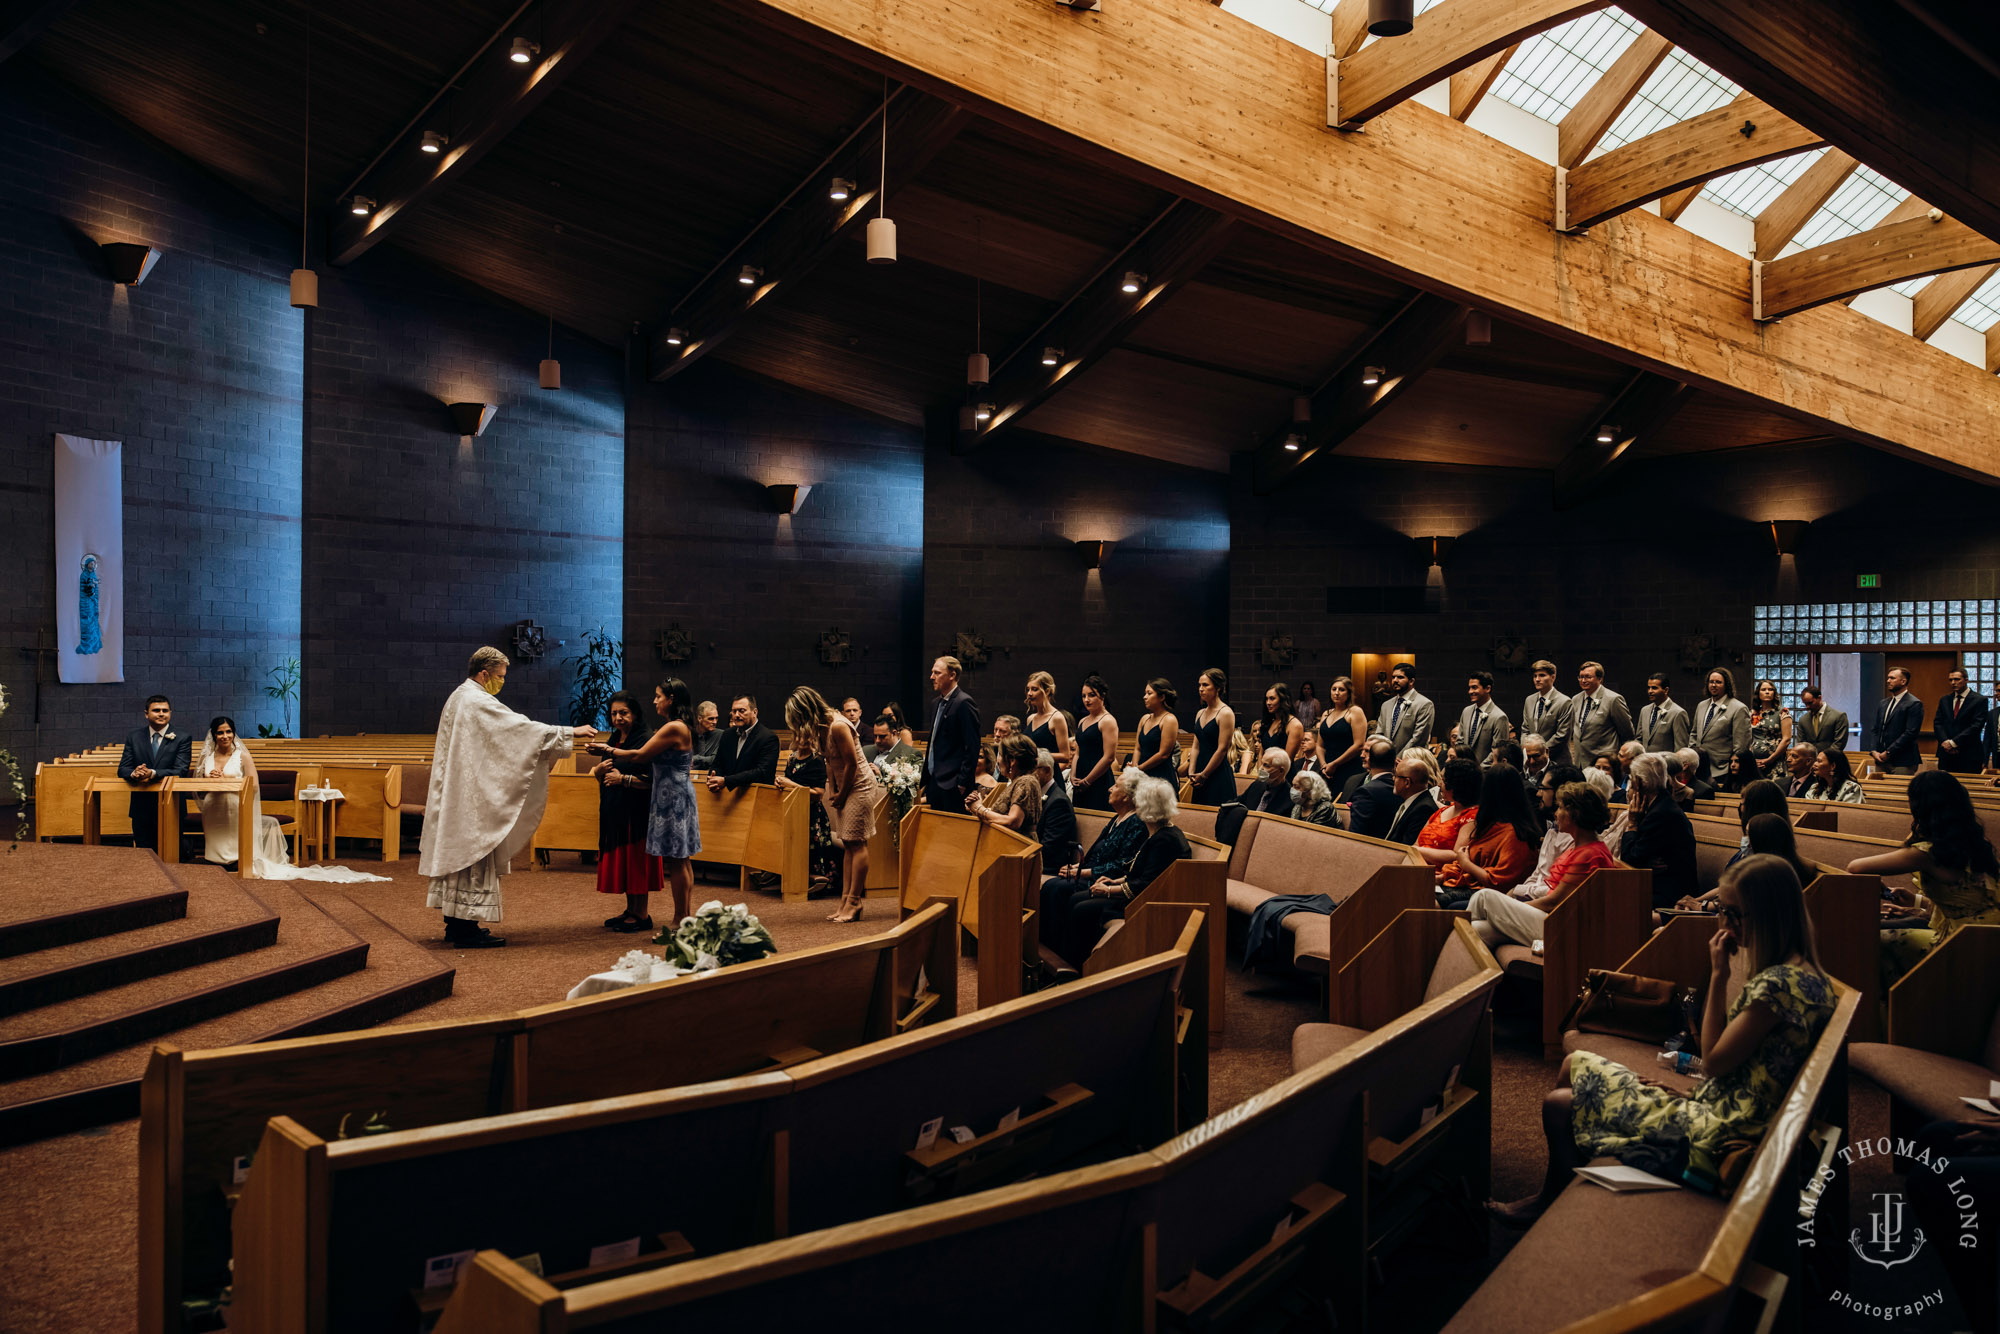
1414;535;1455;567
766;483;812;515
1767;520;1809;555
101;242;161;286
1075;540;1111;569
448;402;497;437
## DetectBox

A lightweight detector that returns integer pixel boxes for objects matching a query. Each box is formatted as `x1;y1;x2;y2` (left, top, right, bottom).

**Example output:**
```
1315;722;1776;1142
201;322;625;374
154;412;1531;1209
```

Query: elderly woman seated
1616;751;1698;908
1056;776;1192;966
1466;781;1619;952
1288;769;1338;827
1039;767;1149;966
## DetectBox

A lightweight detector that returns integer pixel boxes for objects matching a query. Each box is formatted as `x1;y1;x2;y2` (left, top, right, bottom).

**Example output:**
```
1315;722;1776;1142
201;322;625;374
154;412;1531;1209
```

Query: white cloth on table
196;742;388;883
419;678;573;920
565;958;724;1001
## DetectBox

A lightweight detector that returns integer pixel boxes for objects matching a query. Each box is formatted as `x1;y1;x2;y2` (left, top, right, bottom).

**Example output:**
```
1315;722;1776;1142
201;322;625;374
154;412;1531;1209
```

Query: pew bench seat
1224;815;1423;976
1849;1042;1998;1127
1560;1031;1701;1097
1439;1165;1728;1334
1289;1022;1370;1069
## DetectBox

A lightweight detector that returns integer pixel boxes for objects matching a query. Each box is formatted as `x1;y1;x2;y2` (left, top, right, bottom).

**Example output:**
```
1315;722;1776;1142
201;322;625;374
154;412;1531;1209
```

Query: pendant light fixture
539;312;561;390
966;218;988;388
289;13;318;308
866;77;897;264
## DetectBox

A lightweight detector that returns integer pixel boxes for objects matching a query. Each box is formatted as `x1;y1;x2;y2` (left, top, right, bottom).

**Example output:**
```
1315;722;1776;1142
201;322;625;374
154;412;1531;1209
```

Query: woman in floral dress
1747;679;1792;779
1493;854;1835;1220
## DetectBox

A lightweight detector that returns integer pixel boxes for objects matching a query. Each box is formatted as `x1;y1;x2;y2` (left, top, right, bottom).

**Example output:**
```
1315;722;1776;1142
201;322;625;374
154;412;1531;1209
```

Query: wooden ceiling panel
1437;320;1636;395
1014;348;1291;471
1339;368;1604;469
914;122;1177;252
1632;389;1833;458
887;185;1111;304
1200;228;1411;327
1122;280;1379;389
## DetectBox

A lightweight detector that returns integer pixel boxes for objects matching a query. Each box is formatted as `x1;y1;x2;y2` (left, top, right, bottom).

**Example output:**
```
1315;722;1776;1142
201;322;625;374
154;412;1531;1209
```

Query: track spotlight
1368;0;1414;37
829;177;854;202
1120;271;1146;294
1595;423;1618;445
737;265;762;286
974;402;995;423
421;130;448;154
349;195;375;216
1041;346;1063;367
664;326;687;347
1283;433;1303;452
1360;365;1383;387
509;36;538;63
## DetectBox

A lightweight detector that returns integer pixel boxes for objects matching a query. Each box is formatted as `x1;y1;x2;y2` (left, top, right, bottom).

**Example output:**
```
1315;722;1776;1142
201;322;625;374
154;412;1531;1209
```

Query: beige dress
826;717;881;844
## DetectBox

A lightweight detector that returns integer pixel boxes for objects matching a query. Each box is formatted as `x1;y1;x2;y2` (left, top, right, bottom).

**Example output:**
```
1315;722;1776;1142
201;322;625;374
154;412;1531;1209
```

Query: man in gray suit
1690;667;1752;784
1567;660;1634;766
1519;659;1571;755
1375;663;1433;754
1636;671;1691;753
1792;685;1849;754
863;713;920;766
1451;670;1511;765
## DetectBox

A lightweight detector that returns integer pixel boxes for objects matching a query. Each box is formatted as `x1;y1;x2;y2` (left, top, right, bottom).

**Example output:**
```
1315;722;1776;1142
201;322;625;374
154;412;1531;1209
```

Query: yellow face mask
481;675;505;696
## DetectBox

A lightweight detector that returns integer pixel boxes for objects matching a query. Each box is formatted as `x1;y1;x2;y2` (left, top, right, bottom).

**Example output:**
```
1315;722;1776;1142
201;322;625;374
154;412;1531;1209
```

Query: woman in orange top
1414;758;1482;876
1438;763;1539;906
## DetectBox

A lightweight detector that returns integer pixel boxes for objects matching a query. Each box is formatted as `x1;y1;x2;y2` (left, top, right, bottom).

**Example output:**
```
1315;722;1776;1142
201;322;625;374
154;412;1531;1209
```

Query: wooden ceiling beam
650;91;971;383
1757;212;2000;321
1251;293;1468;493
1913;263;2000;342
1328;0;1370;60
1559;93;1823;232
1752;149;1858;260
0;0;78;65
1619;0;2000;246
1328;0;1606;128
959;200;1237;452
1556;30;1672;170
327;0;640;267
1552;372;1691;509
1449;44;1516;122
740;0;2000;481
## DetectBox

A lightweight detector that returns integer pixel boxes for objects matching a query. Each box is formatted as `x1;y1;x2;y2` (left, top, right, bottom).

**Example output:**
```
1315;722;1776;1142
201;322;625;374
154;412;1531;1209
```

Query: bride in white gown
196;717;389;883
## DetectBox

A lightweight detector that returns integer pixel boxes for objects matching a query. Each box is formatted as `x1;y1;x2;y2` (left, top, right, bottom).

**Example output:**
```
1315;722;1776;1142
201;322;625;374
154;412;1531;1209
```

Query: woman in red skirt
591;691;663;932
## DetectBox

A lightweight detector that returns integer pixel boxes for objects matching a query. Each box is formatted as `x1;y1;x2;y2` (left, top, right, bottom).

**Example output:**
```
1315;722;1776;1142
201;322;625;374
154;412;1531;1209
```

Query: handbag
1564;969;1694;1044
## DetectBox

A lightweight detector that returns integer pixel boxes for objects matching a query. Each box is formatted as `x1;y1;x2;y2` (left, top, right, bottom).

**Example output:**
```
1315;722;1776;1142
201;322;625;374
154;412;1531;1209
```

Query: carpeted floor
0;850;1980;1332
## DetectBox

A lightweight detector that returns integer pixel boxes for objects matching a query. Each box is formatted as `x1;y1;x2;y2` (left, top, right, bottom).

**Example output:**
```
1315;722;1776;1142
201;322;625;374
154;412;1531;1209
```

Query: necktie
1581;695;1593;724
1391;698;1404;736
930;700;947;772
1536;696;1545;724
1704;703;1716;733
1648;704;1658;734
151;730;163;758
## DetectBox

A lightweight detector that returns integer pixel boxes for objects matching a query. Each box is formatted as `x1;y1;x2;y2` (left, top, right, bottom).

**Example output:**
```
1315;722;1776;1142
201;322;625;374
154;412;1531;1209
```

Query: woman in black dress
1315;675;1369;795
1188;667;1238;806
1025;671;1072;775
777;735;841;896
1241;682;1305;774
1072;674;1120;811
1131;678;1181;782
590;691;662;932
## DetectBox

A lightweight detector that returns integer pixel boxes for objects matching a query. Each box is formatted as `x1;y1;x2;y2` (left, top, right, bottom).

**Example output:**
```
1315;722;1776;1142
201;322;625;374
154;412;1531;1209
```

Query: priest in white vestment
420;646;595;947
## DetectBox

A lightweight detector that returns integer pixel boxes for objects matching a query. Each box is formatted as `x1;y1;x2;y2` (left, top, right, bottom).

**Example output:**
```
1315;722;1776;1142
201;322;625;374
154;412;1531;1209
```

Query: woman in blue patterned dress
1493;854;1835;1221
588;678;701;928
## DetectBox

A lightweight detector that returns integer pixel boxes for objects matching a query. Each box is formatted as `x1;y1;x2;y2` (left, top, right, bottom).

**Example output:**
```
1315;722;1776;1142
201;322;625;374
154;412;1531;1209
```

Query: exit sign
1857;574;1881;589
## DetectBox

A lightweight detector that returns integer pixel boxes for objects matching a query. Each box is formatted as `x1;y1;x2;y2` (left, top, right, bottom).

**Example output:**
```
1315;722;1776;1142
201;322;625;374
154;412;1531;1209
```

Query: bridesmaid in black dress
1316;674;1370;795
1025;671;1072;775
1072;675;1119;810
1188;667;1238;806
1131;678;1181;783
1242;682;1305;774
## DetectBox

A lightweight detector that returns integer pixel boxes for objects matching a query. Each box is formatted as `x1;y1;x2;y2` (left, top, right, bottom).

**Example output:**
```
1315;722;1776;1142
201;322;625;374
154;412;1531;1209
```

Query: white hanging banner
53;433;124;684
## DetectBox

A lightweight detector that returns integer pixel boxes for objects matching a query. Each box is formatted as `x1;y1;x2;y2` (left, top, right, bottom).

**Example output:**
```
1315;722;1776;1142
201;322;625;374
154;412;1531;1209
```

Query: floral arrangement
655;900;777;971
876;754;923;849
0;684;23;841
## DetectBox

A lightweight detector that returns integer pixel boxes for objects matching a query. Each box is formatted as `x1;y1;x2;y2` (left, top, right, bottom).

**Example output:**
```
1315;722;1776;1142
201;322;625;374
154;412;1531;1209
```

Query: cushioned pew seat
1561;1031;1701;1097
1850;1043;1998;1127
1441;1165;1727;1334
1493;943;1541;980
1224;817;1416;975
1290;1023;1371;1069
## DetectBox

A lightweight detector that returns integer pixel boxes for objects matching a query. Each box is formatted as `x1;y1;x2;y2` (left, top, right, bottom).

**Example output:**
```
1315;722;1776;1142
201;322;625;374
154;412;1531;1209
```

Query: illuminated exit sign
1857;574;1881;589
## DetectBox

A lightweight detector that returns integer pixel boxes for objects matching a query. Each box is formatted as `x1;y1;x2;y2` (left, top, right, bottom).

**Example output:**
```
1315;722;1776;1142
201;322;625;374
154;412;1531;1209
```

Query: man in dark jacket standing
922;656;981;814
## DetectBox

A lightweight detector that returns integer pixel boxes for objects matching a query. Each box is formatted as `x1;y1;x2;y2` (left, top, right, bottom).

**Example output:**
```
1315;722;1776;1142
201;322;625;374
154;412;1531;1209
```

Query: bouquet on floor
656;900;777;971
876;755;923;850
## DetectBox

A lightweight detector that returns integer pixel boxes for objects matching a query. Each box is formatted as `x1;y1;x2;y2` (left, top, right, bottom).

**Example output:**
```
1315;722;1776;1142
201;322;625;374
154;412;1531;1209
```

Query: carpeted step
0;844;189;957
0;873;279;1016
0;890;454;1145
0;875;367;1079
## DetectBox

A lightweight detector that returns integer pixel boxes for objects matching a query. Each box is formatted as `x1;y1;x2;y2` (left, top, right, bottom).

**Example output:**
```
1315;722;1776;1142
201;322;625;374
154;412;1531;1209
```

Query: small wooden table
160;776;256;879
296;789;343;864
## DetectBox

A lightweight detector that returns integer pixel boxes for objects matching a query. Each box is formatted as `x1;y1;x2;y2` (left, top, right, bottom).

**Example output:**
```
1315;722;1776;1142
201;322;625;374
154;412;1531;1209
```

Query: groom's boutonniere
165;732;176;741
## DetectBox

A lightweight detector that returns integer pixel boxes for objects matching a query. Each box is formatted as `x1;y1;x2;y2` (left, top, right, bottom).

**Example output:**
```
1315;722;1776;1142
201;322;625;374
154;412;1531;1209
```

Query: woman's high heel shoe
828;893;865;923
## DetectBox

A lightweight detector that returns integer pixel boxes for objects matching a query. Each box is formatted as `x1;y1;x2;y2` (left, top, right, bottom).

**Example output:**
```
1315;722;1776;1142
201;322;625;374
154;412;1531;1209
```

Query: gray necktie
1391;698;1404;736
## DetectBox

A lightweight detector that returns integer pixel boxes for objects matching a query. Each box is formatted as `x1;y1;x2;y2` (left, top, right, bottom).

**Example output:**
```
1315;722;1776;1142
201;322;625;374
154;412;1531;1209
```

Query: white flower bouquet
655;900;777;971
876;755;923;849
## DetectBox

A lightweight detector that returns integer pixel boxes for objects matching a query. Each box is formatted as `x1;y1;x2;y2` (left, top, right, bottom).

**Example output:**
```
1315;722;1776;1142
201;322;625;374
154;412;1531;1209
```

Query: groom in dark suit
117;694;191;853
922;655;981;814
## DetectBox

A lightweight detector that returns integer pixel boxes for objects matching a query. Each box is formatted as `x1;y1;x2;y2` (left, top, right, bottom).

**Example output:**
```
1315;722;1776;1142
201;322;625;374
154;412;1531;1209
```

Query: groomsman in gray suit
1792;685;1849;754
1637;672;1692;753
1375;663;1434;754
1451;671;1511;764
1567;661;1634;766
1519;660;1572;754
1690;667;1752;783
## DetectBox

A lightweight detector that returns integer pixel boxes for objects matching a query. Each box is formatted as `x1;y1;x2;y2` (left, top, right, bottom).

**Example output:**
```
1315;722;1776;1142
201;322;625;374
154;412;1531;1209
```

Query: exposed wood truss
1252;294;1467;493
1752;150;1858;259
0;0;77;65
1913;264;2000;342
1448;45;1515;122
1559;93;1823;233
1327;0;1605;129
961;201;1237;451
741;0;2000;480
1552;373;1691;509
1556;30;1671;170
327;0;641;266
1756;212;2000;321
650;91;971;382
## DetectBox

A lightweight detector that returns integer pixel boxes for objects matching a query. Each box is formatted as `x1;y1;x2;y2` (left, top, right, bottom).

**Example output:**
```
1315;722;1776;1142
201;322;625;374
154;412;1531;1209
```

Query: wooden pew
1485;868;1654;1055
1223;811;1429;976
229;942;1189;1334
897;808;1043;1009
138;901;957;1334
526;778;813;898
1853;924;2000;1148
1120;833;1229;1036
1083;904;1209;1129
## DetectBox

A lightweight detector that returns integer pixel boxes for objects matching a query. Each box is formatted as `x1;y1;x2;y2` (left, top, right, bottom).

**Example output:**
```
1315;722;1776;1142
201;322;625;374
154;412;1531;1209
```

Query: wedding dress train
196;741;389;884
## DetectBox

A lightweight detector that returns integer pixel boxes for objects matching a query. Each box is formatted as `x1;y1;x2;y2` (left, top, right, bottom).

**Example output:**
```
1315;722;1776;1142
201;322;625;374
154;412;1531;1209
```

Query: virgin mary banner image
54;433;123;684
